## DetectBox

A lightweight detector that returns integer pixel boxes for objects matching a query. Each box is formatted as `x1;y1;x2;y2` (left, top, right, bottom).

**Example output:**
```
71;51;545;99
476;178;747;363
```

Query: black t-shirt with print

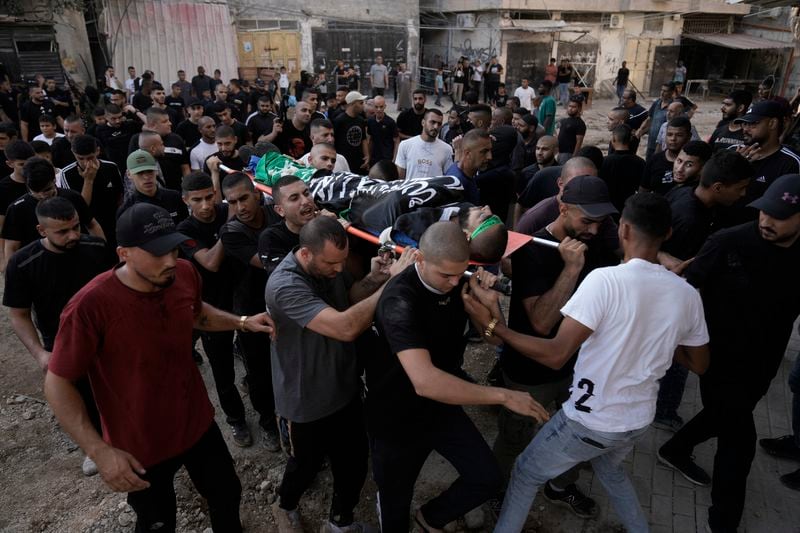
641;151;675;195
60;160;123;243
20;98;56;140
2;188;94;247
116;187;188;224
2;236;111;349
257;220;299;276
165;95;186;121
334;112;367;171
202;151;244;179
709;123;745;153
0;175;27;215
274;121;312;159
127;132;189;191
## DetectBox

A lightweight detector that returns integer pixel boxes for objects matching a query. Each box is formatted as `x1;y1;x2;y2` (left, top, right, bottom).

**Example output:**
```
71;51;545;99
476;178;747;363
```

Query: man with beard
128;108;190;192
61;135;124;244
273;100;313;159
636;82;676;159
557;96;586;162
117;150;187;225
397;90;427;140
516;114;540;170
639;116;692;195
366;95;400;165
3;196;111;475
189;117;218;171
708;90;752;153
175;99;206;149
537;81;557;136
605;107;639;155
333;92;369;173
658;174;800;533
177;172;251;447
95;105;143;174
210;103;248;149
298;119;351;172
220;172;282;451
395;109;453;181
492;176;619;518
517;136;559;209
20;85;56;142
246;96;277;143
203;125;243;180
150;86;180;127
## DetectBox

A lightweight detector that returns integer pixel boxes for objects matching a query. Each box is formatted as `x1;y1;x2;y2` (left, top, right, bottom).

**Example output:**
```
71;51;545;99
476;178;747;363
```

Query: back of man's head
561;156;597;183
611;124;633;146
576;146;603;171
419;221;470;265
621;192;671;241
23;157;55;192
700;150;753;188
299;215;347;254
492;107;512;125
5;139;34;160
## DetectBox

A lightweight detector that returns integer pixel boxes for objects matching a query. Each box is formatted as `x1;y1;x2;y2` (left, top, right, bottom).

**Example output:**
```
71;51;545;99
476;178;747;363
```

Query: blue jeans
495;410;649;533
557;83;570;106
790;355;800;446
616;84;625;102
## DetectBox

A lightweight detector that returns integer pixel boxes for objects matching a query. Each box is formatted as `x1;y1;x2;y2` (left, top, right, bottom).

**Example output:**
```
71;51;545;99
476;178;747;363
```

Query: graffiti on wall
454;37;498;64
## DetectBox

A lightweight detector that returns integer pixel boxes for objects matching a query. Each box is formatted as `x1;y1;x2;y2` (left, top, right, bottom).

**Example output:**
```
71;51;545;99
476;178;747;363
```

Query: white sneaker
82;455;98;476
272;502;304;533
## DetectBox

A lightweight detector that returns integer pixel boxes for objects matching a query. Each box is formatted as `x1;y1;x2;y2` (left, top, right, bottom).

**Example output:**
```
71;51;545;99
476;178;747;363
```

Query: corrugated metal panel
102;0;238;85
685;33;791;50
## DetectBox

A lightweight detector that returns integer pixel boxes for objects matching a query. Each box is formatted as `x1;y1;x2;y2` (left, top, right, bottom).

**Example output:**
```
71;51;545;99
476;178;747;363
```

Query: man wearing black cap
175;99;206;149
44;203;276;533
493;175;619;518
658;174;800;532
731;100;800;204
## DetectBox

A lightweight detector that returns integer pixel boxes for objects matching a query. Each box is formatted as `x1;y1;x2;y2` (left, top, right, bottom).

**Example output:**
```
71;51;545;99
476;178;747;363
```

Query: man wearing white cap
333;91;370;174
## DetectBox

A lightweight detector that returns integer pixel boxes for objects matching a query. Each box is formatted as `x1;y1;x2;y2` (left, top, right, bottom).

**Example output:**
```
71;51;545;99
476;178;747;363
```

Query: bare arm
673;344;709;375
636;117;651;138
8;307;50;371
192;240;225;272
306;288;384;342
396;165;406;179
181;163;191;177
494;317;593;369
573;134;584;156
4;239;20;266
543;115;554;134
20;120;29;142
194;301;275;336
392;136;400;161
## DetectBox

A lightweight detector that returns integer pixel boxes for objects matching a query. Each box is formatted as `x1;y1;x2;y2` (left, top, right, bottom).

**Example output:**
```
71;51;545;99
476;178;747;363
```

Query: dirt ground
0;95;728;533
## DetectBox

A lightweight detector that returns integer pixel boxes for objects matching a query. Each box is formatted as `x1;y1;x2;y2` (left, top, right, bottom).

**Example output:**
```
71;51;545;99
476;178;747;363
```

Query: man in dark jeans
45;203;276;532
658;174;800;532
366;222;548;532
220;172;282;451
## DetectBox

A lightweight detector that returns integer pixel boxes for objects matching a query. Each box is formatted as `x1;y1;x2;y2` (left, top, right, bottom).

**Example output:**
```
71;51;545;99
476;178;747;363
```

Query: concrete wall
53;9;94;87
740;7;799;96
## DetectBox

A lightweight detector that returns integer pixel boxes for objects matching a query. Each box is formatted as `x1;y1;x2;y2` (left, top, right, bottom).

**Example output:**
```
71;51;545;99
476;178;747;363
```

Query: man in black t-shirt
51;115;87;169
273;100;313;159
210;103;249;149
640;116;692;195
3;196;110;475
177;172;252;448
257;176;316;274
220;172;282;451
367;222;548;532
557;96;586;161
20;86;56;142
366;95;399;164
708;90;751;153
94;104;142;173
3;158;104;258
600;125;645;212
621;90;648;132
165;83;186;121
175;99;206;149
128;108;190;191
202;124;244;180
497;176;618;517
0;79;20;126
396;90;426;139
245;96;277;142
334;92;369;173
117;150;187;224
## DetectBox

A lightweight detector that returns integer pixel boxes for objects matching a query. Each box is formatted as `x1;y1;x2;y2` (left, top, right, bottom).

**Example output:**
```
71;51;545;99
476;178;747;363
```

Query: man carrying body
246;96;277;143
202;125;244;180
367;222;548;532
658;174;800;532
266;216;414;533
45;202;276;532
465;192;709;532
333;92;370;173
298;119;351;172
395;109;453;180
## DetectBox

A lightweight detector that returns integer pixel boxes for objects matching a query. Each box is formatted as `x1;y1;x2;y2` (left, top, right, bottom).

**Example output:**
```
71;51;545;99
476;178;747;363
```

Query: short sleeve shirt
395;136;453;180
2;189;94;247
557;116;586;154
537;96;556;135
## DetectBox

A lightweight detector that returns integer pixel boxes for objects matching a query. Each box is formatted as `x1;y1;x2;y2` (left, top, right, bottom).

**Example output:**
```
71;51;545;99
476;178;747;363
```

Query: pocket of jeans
579;436;607;450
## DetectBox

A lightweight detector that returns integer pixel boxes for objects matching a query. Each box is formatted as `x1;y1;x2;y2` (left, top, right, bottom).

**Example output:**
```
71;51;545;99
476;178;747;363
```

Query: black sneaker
263;426;281;452
657;446;711;486
230;420;253;447
543;483;597;518
780;468;800;491
759;435;800;461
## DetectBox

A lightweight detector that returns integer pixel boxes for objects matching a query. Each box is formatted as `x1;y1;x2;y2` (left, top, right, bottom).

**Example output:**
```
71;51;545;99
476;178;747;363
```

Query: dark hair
181;171;214;193
611;124;633;146
253;141;280;157
336;85;349;93
667;116;692;134
92;107;106;117
369;159;400;181
423;108;443;119
468;103;492;116
272;175;304;203
5;139;35;160
30;140;51;154
105;104;122;115
680;140;712;163
301;89;318;101
71;134;98;156
299;215;347;253
310;118;333;131
171;82;181;89
515;107;531;116
221;171;254;193
111;89;126;97
0;122;18;138
209;102;228;115
700;150;753;188
540;80;553;90
621;192;672;240
464;91;479;105
728;89;753;111
23;157;56;192
36;196;76;222
64;114;83;126
257;95;272;104
412;89;426;98
38;114;56;125
215;124;235;139
662;81;677;91
623;89;637;102
239;145;254;164
576;146;604;170
145;107;169;124
508;96;520;107
568;94;584;105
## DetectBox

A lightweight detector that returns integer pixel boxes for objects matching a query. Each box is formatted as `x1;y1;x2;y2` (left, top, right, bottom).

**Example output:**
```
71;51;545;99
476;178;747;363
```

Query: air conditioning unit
608;14;624;29
456;14;476;29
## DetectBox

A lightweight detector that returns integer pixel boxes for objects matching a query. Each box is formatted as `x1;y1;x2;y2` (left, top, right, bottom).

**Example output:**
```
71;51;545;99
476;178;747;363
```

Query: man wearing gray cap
44;203;276;533
659;173;800;532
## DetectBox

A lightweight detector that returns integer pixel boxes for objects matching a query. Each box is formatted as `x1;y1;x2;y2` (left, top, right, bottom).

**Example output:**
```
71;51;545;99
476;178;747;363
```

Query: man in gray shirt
265;216;415;533
369;56;389;98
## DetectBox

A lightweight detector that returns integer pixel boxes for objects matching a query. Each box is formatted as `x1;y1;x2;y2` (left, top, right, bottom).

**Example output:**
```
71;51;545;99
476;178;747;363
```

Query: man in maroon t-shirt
44;203;275;532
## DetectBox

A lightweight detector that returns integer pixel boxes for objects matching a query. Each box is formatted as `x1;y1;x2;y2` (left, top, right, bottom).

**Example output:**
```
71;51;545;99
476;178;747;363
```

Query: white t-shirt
395;136;454;180
560;259;708;432
190;140;218;171
279;74;290;90
33;132;64;146
514;86;537;111
298;151;351;173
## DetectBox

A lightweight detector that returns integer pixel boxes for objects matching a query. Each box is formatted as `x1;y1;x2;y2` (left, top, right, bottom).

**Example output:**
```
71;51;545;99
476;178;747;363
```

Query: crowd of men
1;61;800;533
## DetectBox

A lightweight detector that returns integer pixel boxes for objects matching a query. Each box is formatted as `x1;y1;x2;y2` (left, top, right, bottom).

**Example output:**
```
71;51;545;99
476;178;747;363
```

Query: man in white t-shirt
514;79;536;112
463;192;710;533
395;109;453;180
189;117;218;171
298;118;351;172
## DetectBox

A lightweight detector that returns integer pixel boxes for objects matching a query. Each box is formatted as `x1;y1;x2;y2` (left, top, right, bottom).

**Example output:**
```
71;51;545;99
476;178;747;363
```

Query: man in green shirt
538;80;557;136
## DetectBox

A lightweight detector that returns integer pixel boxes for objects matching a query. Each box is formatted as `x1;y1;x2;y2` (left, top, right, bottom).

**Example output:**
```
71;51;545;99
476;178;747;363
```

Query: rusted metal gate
504;41;551;91
624;37;676;96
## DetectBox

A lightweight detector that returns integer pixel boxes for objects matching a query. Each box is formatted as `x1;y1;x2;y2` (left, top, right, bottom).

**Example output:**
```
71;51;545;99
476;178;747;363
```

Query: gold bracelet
239;315;248;332
484;318;499;338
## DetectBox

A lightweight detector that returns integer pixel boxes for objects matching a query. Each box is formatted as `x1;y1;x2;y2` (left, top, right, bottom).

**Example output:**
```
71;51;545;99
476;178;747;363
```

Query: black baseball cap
116;203;190;255
187;98;204;107
733;100;787;124
561;175;618;218
748;173;800;220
